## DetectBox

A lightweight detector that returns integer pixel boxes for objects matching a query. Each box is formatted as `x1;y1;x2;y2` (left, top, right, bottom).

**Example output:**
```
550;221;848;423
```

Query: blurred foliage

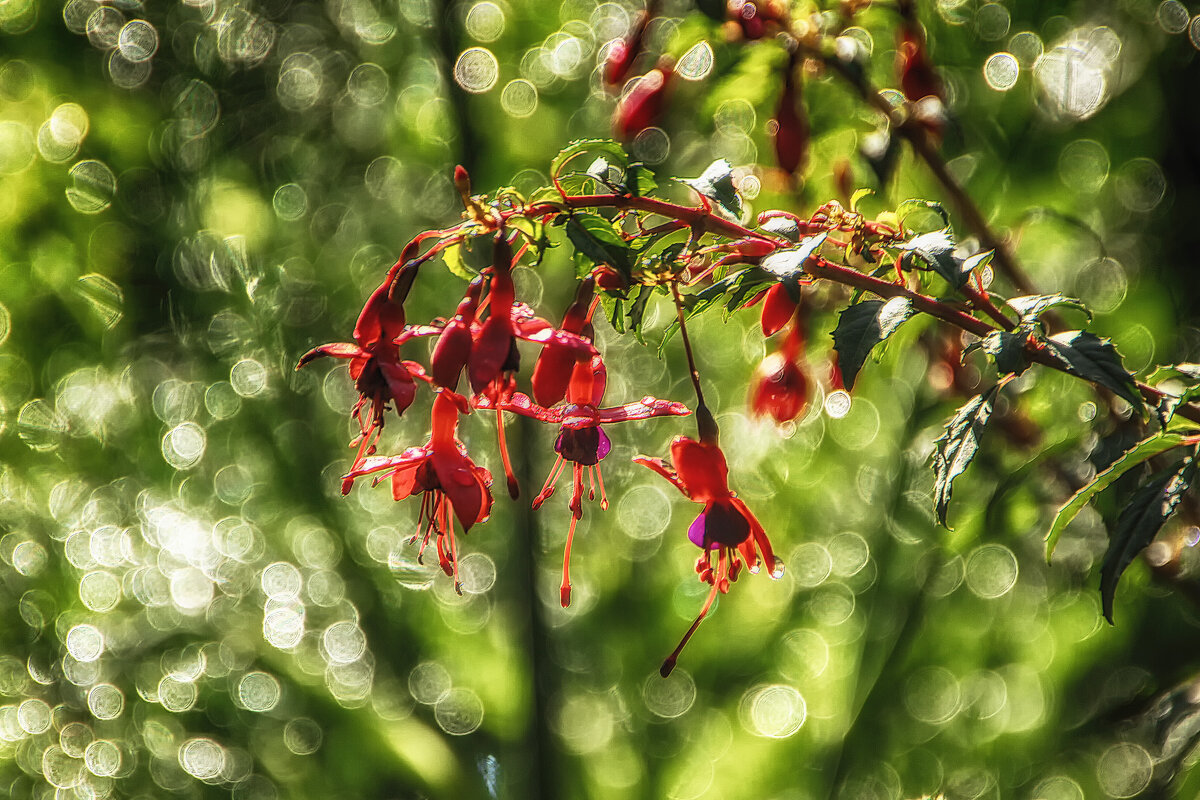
3;0;1200;799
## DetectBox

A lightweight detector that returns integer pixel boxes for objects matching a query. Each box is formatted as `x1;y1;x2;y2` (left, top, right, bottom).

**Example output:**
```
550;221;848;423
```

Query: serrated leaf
551;139;629;180
566;213;633;281
626;284;652;343
932;384;1001;527
1045;331;1145;412
1006;293;1092;325
1159;386;1200;428
760;233;827;281
1148;363;1200;385
587;156;611;181
680;159;741;218
1045;432;1189;560
965;331;1031;376
896;198;951;229
1100;455;1197;623
899;229;971;288
831;296;915;390
961;250;994;275
759;215;801;242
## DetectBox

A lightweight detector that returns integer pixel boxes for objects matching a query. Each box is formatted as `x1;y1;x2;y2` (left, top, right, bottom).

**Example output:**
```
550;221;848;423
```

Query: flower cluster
299;163;807;674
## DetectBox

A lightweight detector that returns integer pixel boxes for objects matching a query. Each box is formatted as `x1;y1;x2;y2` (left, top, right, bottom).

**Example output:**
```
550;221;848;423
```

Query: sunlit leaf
831;296;915;390
932;384;1000;527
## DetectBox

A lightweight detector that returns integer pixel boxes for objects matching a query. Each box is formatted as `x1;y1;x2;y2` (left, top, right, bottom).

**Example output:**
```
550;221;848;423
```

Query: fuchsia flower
483;290;690;606
297;259;424;470
342;390;493;594
635;436;782;676
750;313;809;424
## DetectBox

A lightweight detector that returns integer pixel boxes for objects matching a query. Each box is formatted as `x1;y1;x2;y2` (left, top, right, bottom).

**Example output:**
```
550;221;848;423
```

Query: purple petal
687;501;751;549
595;427;611;462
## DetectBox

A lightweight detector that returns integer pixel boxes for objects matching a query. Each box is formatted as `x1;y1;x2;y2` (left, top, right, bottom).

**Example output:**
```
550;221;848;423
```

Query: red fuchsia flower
759;282;799;337
897;22;943;104
603;5;654;88
750;315;809;423
530;276;597;407
297;257;425;471
613;61;673;140
635;436;782;676
485;354;690;607
342;390;493;594
430;276;484;391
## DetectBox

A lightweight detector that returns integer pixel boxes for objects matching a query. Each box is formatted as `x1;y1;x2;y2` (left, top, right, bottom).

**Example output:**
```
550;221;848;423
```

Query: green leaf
1006;293;1091;326
896;198;951;229
965;330;1031;376
566;213;633;280
1147;363;1200;385
1044;331;1145;412
551;139;628;180
760;233;827;281
932;384;1001;527
680;159;741;217
758;215;801;242
1158;386;1200;428
441;233;492;280
626;284;653;343
1100;455;1197;623
831;296;916;390
899;229;971;288
626;164;657;197
1045;432;1190;560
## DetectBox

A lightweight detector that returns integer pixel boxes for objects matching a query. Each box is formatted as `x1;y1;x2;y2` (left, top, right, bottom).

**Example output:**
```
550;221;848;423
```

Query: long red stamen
561;511;580;608
533;456;566;509
661;577;720;678
443;498;463;595
594;466;609;510
495;408;520;499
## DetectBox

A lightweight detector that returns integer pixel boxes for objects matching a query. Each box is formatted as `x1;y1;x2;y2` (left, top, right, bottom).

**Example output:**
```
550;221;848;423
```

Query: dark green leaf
1100;455;1197;623
626;284;653;343
1006;293;1091;325
551;139;628;179
566;213;633;281
932;384;1001;527
1046;432;1189;560
965;331;1030;376
831;296;915;390
680;159;741;217
899;229;971;288
760;233;827;281
1045;331;1145;412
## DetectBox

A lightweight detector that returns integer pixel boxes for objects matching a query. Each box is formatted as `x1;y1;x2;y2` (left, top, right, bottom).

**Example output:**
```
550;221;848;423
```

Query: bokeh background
3;0;1200;798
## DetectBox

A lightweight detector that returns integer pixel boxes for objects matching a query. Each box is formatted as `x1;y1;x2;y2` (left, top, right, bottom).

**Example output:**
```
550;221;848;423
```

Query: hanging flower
614;62;673;140
635;436;782;676
342;390;493;594
750;317;809;423
297;259;423;470
484;354;690;606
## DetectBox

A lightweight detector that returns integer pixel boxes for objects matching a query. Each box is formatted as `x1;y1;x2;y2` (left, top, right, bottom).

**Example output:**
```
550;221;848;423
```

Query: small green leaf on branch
1006;294;1091;326
831;296;915;390
760;233;827;281
932;384;1001;528
965;331;1031;376
1045;431;1190;560
566;213;634;281
680;159;741;217
898;229;974;288
1099;454;1197;624
551;139;628;180
1044;331;1145;412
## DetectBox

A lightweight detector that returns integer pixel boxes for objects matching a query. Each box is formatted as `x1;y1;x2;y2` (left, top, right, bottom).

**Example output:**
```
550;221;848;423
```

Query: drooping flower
604;5;654;87
530;276;597;407
614;62;673;140
342;390;493;594
635;436;782;676
750;316;809;423
297;258;422;470
486;353;690;607
772;63;810;176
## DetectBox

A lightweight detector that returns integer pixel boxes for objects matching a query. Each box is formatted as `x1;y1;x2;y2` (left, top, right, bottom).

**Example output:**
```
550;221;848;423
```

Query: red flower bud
613;66;672;140
772;71;809;175
760;283;798;337
604;10;651;87
898;24;942;105
531;277;596;406
750;352;810;423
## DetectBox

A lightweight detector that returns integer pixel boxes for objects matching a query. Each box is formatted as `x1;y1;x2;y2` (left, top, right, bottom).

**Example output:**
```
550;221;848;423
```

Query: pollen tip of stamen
507;476;521;499
560;584;572;607
660;657;677;678
340;479;354;495
454;581;464;596
600;499;609;511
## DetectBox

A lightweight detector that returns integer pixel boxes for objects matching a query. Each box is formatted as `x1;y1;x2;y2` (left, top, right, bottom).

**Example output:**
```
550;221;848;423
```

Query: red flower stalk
614;63;672;140
342;390;493;594
772;64;810;176
751;317;809;423
760;283;798;337
297;257;423;471
487;354;690;607
634;437;782;676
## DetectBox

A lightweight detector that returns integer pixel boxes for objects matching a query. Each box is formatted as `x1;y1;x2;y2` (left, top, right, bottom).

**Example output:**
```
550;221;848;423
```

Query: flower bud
613;66;672;140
